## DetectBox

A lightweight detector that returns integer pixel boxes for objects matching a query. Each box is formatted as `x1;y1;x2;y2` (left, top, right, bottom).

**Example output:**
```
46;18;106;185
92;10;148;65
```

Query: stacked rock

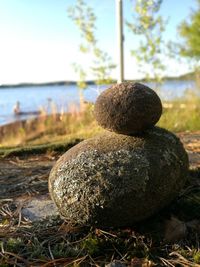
49;82;188;227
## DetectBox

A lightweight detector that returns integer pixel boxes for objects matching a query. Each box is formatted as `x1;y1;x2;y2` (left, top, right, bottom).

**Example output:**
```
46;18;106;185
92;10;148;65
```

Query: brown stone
94;82;162;134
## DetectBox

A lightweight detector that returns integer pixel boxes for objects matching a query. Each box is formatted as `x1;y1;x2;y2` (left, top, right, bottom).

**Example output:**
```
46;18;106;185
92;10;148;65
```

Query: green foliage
6;238;24;253
68;0;96;47
68;0;115;87
51;242;79;258
81;234;100;255
179;0;200;59
73;63;87;89
126;0;166;82
27;237;45;258
178;0;200;87
193;250;200;263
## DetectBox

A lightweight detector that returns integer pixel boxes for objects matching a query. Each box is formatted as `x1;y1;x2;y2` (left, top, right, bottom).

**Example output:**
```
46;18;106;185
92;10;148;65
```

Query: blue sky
0;0;197;84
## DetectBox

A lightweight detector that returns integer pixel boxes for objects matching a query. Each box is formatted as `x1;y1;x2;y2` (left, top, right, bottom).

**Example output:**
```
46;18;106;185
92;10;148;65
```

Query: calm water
0;80;196;126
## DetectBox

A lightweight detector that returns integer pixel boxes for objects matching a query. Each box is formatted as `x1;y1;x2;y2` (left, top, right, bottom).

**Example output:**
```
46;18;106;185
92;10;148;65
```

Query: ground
0;132;200;266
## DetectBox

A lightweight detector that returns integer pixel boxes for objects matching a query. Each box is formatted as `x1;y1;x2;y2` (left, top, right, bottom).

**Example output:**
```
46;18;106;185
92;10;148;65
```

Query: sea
0;80;196;126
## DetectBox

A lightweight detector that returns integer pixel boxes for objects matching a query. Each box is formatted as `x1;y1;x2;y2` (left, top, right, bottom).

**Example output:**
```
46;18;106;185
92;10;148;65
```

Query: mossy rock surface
94;82;162;134
49;127;188;227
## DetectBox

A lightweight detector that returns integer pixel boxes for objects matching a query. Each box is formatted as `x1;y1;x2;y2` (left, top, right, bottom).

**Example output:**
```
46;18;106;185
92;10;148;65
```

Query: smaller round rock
94;82;162;134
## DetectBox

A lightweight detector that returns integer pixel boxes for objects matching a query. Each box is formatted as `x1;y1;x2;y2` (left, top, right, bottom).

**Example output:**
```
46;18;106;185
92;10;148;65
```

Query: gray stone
105;261;127;267
49;127;188;227
94;82;162;134
20;195;59;221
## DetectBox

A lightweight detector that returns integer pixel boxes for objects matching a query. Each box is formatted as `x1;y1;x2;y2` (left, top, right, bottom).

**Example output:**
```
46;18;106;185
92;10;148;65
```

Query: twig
169;251;200;267
17;209;22;227
96;228;117;238
0;198;13;203
0;251;30;266
0;241;5;253
112;244;124;259
40;255;88;267
88;254;100;266
64;255;88;266
48;242;56;267
159;257;175;267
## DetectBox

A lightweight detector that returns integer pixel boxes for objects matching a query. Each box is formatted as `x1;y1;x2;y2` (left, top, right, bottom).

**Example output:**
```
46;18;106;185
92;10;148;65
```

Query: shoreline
0;72;195;89
0;113;63;140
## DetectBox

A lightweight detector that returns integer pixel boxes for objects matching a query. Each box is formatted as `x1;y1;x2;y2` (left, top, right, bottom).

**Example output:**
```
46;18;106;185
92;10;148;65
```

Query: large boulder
49;127;188;227
94;82;162;134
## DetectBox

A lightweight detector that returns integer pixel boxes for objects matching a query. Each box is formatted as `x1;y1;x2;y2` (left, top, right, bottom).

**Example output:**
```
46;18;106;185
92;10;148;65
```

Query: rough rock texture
94;82;162;134
49;127;188;227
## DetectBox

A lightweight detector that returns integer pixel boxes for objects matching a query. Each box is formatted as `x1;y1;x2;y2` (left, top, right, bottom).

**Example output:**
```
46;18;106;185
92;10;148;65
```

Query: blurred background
0;0;199;147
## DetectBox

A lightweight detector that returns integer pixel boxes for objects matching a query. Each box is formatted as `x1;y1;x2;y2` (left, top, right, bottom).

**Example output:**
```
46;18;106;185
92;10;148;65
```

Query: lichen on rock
49;127;188;227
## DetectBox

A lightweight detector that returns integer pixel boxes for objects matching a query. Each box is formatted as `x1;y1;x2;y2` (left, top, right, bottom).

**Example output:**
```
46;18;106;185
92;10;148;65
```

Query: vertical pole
116;0;124;83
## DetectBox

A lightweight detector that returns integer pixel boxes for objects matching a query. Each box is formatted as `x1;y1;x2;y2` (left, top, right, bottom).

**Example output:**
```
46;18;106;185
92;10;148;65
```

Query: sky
0;0;197;85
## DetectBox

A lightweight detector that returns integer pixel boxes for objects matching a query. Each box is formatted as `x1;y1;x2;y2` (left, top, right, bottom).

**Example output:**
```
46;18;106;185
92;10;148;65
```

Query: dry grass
0;90;200;148
159;93;200;132
0;102;102;147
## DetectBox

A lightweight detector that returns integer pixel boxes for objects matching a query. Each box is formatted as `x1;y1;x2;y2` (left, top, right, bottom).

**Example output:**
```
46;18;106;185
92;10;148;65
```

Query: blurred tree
179;0;200;59
126;0;166;83
68;0;116;88
179;0;200;84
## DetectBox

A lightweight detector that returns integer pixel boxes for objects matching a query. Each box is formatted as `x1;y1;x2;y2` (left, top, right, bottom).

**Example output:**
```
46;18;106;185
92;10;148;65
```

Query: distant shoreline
0;71;195;89
0;80;93;89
